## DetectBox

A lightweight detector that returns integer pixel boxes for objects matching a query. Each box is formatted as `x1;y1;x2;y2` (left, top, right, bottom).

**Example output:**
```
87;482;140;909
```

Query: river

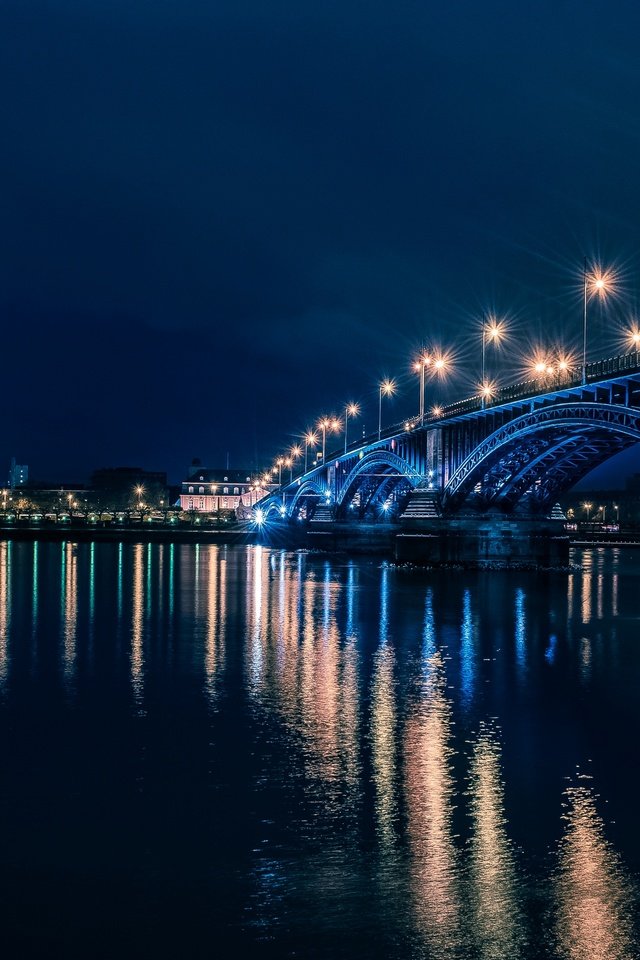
0;541;637;958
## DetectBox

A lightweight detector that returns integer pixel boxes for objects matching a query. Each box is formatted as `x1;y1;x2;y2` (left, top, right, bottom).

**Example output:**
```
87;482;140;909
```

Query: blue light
255;508;265;526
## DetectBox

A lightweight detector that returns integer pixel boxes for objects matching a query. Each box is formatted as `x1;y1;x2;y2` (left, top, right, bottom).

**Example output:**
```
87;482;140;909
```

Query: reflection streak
405;652;462;955
468;723;524;958
555;778;635;960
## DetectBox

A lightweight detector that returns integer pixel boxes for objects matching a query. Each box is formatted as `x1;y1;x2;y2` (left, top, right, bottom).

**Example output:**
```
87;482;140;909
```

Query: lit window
199;486;204;494
188;498;194;509
199;498;204;509
188;486;194;493
233;487;239;495
223;487;229;494
222;498;228;508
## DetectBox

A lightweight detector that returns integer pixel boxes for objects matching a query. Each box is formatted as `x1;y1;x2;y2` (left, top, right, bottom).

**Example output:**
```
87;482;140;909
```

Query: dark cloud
2;0;640;481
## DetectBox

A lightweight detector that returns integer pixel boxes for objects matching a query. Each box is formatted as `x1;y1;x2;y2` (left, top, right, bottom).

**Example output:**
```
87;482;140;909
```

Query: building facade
8;458;28;489
179;469;272;513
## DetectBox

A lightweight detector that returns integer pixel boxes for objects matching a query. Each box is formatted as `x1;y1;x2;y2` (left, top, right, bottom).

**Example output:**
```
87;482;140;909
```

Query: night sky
3;0;640;483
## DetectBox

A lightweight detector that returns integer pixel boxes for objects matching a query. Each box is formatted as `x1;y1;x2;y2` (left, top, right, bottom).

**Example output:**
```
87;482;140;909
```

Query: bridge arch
262;499;285;520
288;479;325;519
336;449;422;518
443;402;640;512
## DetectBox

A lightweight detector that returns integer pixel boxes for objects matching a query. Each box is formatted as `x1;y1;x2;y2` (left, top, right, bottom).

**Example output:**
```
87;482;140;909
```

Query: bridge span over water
258;351;640;528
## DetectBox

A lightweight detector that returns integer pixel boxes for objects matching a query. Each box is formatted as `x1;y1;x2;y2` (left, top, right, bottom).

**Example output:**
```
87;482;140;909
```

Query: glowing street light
481;317;506;409
276;456;285;486
479;382;495;404
344;403;360;453
627;328;640;352
378;379;396;440
289;445;302;481
318;417;331;465
413;354;432;424
303;431;318;473
582;261;612;384
414;353;450;423
582;500;593;522
284;456;293;483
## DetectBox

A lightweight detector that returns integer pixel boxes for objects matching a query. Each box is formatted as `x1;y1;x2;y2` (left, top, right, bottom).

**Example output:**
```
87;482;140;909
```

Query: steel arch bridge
258;351;640;521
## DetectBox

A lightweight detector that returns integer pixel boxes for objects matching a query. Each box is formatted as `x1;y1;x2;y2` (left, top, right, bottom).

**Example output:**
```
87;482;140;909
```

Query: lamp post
276;457;284;486
378;379;396;440
481;317;504;409
413;355;432;424
304;432;317;473
319;417;331;465
582;500;592;523
582;260;608;385
290;445;302;479
344;403;359;453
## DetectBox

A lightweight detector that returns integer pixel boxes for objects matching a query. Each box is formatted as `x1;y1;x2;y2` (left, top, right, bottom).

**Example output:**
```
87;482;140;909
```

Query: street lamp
284;457;293;484
582;261;611;385
318;417;332;464
413;355;432;423
414;354;450;423
627;328;640;354
582;500;593;523
304;431;318;473
479;383;495;405
276;457;284;486
344;403;359;453
481;317;505;408
378;379;396;440
290;445;302;479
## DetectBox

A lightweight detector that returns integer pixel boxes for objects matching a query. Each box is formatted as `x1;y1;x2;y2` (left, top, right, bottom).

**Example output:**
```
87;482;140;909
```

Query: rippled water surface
0;541;639;958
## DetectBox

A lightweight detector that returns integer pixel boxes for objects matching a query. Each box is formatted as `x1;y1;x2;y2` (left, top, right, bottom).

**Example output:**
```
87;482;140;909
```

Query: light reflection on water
0;541;636;958
554;776;636;960
405;651;462;956
467;723;525;959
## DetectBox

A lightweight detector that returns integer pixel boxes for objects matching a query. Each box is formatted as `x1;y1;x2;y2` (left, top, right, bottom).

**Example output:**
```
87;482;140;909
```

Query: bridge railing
276;349;640;492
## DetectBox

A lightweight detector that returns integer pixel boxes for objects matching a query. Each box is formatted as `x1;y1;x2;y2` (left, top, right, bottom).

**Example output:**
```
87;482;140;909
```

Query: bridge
256;351;640;563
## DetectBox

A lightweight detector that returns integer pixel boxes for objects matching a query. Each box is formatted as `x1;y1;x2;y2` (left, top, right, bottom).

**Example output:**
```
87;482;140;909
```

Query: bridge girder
444;403;640;512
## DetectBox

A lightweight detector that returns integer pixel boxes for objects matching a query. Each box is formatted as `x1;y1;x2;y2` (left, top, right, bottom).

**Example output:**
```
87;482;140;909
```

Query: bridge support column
396;515;569;567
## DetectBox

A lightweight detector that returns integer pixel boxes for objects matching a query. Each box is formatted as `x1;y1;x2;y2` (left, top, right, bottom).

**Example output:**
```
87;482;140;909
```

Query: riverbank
0;522;261;545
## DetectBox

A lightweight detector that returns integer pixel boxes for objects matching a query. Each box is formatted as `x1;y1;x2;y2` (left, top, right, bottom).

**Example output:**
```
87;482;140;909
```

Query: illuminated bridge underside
336;451;422;517
443;403;640;512
288;479;324;518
